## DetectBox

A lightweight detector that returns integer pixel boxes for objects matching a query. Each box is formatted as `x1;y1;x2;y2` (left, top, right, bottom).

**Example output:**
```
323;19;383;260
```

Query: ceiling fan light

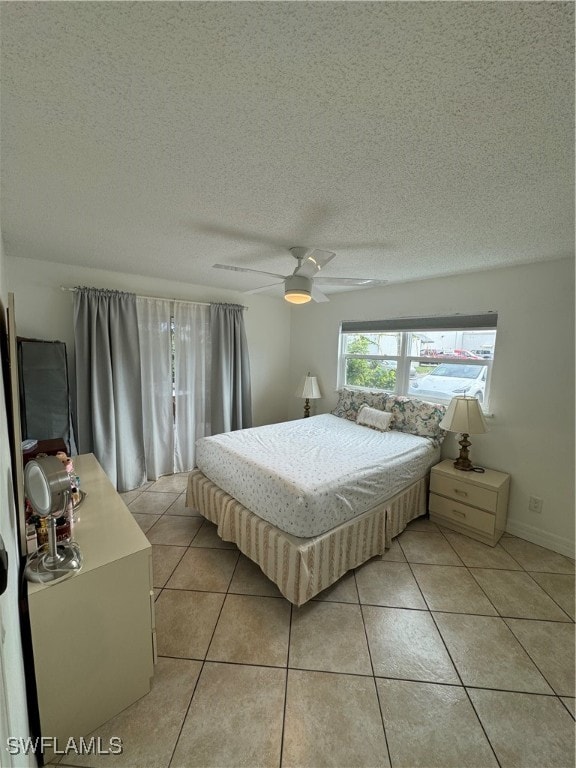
285;290;312;304
284;274;313;304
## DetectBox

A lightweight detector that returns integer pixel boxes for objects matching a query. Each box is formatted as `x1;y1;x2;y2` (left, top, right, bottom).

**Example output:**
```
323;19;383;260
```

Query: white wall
6;256;292;428
0;236;35;767
0;234;7;307
288;258;575;557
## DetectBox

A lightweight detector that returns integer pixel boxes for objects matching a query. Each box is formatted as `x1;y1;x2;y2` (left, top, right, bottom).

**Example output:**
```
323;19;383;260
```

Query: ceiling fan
213;247;387;304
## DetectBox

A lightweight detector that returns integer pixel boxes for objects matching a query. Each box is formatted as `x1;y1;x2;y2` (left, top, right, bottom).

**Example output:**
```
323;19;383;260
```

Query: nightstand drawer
430;473;498;512
429;493;496;535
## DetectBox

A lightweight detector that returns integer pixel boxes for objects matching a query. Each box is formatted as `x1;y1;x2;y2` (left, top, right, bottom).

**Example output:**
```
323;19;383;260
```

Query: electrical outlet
528;496;543;514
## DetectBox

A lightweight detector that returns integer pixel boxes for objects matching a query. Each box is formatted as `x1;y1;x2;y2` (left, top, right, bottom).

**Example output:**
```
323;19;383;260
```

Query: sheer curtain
210;303;252;434
173;302;210;472
74;291;251;486
74;288;146;491
136;297;174;479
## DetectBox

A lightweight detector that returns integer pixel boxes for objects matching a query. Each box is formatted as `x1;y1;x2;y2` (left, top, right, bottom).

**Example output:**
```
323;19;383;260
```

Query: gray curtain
74;288;146;491
210;303;252;434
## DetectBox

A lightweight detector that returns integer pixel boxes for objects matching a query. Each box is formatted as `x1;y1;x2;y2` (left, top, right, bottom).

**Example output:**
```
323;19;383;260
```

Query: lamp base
303;398;311;418
453;433;474;471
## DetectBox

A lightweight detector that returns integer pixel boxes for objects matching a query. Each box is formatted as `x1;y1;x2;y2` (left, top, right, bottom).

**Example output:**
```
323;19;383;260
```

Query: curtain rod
60;286;247;309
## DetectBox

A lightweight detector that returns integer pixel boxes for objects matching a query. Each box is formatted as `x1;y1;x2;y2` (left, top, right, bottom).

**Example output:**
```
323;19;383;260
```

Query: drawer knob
451;509;466;518
454;488;468;497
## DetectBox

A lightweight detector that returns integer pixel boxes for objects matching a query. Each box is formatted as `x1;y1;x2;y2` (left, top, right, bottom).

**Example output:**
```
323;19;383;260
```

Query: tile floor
53;473;575;768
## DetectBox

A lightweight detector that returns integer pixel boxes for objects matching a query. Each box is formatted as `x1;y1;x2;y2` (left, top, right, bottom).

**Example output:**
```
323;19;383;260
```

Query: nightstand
428;459;510;546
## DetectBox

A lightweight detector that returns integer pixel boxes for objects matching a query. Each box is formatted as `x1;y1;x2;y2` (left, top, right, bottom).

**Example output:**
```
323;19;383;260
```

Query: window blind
341;313;498;333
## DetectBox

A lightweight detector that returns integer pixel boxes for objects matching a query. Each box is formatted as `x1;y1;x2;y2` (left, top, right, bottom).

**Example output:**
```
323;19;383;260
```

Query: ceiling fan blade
243;282;284;295
313;276;388;287
294;248;336;278
213;264;286;280
311;285;330;303
310;249;337;268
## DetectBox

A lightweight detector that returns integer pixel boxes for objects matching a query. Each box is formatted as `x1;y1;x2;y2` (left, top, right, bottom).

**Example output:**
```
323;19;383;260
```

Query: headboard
332;387;447;444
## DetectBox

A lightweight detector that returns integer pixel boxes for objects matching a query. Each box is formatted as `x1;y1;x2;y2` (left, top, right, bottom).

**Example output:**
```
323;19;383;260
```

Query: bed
186;389;447;605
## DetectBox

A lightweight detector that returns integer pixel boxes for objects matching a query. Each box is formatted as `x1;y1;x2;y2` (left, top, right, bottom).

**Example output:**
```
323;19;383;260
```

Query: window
338;314;497;407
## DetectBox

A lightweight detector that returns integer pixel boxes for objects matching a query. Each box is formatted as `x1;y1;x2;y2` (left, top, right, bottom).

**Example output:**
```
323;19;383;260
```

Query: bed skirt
186;469;427;606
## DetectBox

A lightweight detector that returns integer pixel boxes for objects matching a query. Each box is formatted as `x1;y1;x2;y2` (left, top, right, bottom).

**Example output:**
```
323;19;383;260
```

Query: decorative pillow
385;395;447;444
356;404;393;432
332;387;388;421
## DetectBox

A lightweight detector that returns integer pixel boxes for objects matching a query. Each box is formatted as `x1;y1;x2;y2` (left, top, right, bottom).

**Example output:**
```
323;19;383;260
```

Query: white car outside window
409;364;487;403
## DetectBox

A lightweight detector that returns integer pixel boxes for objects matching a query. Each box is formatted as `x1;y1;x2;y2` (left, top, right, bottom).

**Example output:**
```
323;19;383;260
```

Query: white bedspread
195;414;440;537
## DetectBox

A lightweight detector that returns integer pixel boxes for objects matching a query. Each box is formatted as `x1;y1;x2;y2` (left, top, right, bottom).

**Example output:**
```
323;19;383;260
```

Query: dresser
26;453;155;757
428;459;510;546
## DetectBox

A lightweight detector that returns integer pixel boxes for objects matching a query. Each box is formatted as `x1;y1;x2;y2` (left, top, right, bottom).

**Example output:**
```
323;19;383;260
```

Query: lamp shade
295;375;322;399
439;396;487;434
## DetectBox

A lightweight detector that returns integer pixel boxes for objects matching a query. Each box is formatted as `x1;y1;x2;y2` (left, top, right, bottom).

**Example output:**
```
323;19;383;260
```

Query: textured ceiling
1;2;574;296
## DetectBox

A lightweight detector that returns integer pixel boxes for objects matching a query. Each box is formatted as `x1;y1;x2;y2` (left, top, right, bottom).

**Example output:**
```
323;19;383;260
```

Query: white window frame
337;314;497;409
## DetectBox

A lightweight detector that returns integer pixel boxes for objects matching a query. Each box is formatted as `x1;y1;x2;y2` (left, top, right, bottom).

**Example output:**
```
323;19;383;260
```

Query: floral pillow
332;387;389;421
385;395;447;444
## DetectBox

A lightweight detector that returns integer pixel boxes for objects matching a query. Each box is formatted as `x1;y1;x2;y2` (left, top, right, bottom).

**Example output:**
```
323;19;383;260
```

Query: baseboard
505;518;575;559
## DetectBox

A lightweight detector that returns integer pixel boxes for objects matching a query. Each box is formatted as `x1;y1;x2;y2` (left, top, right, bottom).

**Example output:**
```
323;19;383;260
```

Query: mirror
23;457;82;583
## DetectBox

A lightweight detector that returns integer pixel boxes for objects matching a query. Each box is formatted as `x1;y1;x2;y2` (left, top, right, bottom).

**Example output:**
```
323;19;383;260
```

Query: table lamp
439;396;488;472
295;373;322;418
